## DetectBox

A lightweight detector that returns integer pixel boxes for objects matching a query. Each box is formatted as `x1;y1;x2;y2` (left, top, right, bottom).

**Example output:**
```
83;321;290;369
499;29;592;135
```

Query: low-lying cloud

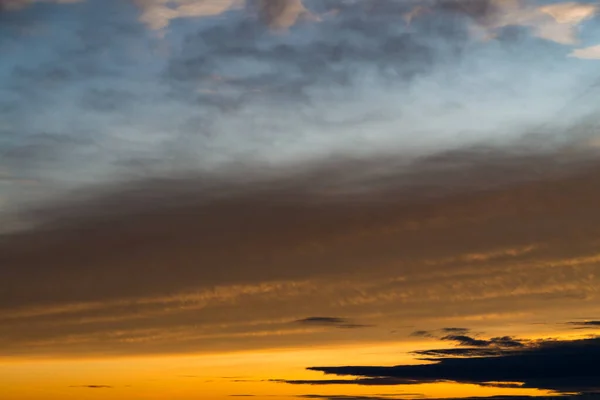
280;334;600;394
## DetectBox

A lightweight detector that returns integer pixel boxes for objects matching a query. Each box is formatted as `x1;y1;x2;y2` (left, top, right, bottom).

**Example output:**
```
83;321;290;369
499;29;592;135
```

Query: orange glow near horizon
3;333;591;400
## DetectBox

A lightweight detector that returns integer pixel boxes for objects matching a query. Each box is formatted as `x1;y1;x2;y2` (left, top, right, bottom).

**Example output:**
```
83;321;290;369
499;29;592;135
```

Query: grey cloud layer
2;0;600;216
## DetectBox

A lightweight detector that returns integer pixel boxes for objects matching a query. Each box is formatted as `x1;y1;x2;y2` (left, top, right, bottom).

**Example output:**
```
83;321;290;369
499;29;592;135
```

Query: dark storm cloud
294;317;372;329
280;336;600;393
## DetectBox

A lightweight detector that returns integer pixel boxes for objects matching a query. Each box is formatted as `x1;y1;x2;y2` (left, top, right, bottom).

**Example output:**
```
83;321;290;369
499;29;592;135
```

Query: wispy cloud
568;320;600;329
69;384;113;389
294;317;373;330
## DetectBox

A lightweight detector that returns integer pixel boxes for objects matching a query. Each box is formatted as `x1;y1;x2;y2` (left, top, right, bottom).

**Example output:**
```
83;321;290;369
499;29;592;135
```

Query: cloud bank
282;334;600;394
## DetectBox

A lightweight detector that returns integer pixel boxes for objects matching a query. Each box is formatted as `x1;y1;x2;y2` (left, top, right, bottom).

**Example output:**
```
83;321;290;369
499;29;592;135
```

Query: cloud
250;0;315;30
280;335;600;393
440;335;493;347
3;148;600;357
441;327;470;334
298;395;425;400
412;327;471;338
540;2;597;25
535;1;597;44
132;0;244;31
69;385;113;388
570;44;600;59
294;317;372;329
440;334;524;348
437;0;597;45
453;0;598;45
410;331;435;338
410;328;524;348
4;0;600;207
0;0;81;12
568;321;600;329
298;395;600;400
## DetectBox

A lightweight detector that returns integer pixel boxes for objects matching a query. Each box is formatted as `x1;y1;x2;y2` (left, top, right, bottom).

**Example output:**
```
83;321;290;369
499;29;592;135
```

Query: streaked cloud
69;384;113;389
3;153;600;357
294;317;373;330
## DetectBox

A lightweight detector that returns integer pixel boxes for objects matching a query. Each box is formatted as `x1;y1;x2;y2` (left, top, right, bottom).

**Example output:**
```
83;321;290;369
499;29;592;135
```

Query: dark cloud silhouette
569;321;600;329
410;328;524;349
410;330;435;338
279;335;600;394
298;395;424;400
272;378;419;386
441;335;524;348
297;317;348;325
298;394;600;400
441;327;470;334
441;335;491;347
294;317;372;329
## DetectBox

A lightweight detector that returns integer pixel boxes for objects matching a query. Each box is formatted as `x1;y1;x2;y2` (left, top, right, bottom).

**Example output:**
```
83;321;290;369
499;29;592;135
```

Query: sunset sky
2;1;600;399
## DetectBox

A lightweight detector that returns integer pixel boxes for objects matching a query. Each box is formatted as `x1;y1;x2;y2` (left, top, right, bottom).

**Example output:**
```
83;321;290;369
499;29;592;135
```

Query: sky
2;0;600;399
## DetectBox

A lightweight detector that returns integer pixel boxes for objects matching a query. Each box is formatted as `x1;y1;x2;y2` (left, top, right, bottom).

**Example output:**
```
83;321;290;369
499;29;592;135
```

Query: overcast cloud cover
2;1;600;398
